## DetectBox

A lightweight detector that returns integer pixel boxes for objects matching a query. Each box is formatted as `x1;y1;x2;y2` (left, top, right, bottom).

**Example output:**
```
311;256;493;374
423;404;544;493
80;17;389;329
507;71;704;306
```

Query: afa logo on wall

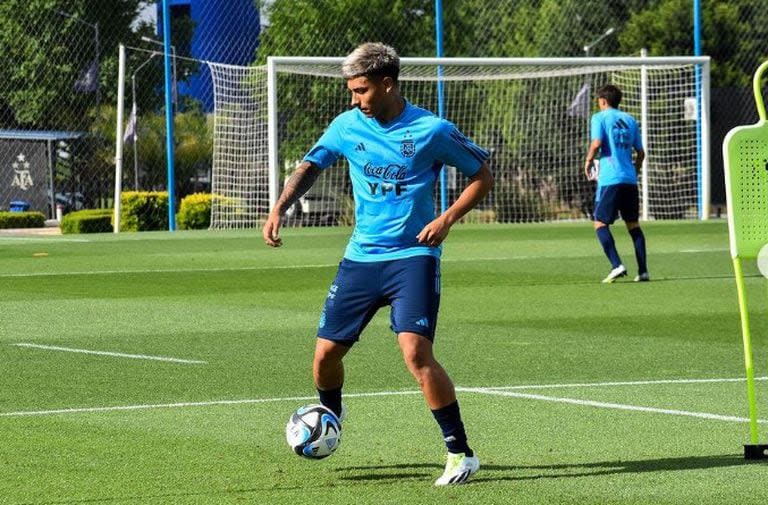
11;153;34;191
1;139;50;213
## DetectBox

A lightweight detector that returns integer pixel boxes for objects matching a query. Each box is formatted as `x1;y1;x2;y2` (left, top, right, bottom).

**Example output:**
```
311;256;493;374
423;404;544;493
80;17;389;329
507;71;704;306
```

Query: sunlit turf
1;220;767;504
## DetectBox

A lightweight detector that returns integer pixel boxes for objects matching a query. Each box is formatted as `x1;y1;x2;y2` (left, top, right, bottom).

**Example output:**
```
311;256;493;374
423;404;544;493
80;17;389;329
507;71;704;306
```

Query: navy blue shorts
317;255;441;345
593;183;639;225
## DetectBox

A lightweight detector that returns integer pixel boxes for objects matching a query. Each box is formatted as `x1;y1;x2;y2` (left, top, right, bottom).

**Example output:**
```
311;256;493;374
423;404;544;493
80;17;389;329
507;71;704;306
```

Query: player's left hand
417;217;451;247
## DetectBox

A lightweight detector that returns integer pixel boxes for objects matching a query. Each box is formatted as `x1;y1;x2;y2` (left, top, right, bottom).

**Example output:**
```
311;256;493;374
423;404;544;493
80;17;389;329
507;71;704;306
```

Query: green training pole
723;58;768;459
733;257;760;444
755;61;768;122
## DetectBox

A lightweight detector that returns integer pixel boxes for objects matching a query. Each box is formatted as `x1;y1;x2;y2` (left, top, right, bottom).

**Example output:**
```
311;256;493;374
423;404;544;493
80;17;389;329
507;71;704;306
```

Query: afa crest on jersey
400;139;415;158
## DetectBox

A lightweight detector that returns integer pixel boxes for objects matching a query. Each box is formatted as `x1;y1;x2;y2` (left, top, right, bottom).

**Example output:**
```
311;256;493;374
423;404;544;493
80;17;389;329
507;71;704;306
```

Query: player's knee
402;349;427;370
314;349;339;371
313;340;346;370
398;332;437;378
403;348;438;381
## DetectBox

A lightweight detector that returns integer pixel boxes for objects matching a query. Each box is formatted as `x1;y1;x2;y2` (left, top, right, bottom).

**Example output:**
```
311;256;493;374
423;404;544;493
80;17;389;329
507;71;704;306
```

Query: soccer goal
205;56;710;229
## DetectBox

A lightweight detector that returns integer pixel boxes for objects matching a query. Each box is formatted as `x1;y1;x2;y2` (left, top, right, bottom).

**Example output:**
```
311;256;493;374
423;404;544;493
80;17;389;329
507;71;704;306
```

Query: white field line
0;249;726;279
680;247;728;253
0;376;761;419
13;343;207;365
0;237;91;242
459;387;768;424
0;390;423;418
0;263;340;278
479;376;768;391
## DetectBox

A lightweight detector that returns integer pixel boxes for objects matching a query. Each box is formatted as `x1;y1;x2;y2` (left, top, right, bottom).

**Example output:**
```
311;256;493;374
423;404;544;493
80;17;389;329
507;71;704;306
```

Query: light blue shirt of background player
303;100;489;262
590;107;644;190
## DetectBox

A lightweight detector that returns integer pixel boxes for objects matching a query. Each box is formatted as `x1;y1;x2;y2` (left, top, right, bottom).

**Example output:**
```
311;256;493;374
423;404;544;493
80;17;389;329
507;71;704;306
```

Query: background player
584;84;648;283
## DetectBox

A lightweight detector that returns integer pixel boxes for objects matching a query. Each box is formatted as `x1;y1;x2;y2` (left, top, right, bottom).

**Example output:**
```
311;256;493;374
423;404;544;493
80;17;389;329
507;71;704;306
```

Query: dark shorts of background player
593;183;640;225
317;255;441;346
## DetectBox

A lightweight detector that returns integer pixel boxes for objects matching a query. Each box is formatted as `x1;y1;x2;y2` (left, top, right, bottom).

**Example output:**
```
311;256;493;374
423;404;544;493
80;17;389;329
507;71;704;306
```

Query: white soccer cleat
634;272;650;282
434;452;480;486
602;265;627;283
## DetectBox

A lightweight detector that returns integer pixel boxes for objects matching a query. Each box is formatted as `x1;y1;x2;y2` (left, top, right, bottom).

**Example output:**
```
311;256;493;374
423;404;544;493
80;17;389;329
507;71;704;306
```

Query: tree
0;0;144;130
618;0;768;88
257;0;436;61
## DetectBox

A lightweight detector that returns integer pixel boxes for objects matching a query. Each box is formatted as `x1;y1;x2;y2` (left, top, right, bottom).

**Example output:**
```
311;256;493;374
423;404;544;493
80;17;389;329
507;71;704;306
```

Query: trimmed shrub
0;211;46;229
60;209;113;234
120;191;168;231
177;193;212;230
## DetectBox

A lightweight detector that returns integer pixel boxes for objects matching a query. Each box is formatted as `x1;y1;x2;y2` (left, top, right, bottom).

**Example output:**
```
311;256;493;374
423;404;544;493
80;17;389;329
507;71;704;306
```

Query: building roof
0;130;85;141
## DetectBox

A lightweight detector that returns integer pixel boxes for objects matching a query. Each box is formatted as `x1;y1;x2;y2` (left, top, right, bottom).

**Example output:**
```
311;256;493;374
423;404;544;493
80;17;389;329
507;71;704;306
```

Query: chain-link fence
1;0;766;225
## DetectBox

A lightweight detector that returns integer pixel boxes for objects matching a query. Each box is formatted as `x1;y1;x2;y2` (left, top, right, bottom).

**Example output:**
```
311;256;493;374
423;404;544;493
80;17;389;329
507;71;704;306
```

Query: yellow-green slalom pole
724;58;768;458
754;60;768;122
733;257;759;444
741;59;768;446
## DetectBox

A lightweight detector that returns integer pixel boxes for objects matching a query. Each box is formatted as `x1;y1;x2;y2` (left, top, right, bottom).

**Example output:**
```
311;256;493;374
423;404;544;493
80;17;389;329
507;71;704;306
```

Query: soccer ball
285;404;341;459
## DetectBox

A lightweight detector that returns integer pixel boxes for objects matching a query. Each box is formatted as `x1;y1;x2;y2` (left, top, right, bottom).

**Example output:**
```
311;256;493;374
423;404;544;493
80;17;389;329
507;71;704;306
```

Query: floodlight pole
141;36;177;107
583;27;615;57
131;52;160;190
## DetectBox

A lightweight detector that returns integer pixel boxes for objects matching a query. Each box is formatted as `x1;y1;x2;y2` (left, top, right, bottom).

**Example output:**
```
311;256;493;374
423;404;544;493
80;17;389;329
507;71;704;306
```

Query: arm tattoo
274;162;321;214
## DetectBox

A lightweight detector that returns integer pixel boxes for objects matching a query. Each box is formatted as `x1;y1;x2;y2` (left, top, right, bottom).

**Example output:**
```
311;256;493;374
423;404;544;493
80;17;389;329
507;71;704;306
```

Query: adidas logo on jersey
355;142;366;152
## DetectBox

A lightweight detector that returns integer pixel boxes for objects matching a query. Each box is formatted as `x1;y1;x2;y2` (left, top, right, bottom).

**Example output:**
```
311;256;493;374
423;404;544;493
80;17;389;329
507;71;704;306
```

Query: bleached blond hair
341;42;400;82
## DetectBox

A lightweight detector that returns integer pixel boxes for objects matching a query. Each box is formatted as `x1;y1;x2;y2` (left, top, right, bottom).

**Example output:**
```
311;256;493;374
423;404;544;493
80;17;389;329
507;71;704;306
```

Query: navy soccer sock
431;400;473;456
317;387;343;419
629;227;648;274
596;226;622;268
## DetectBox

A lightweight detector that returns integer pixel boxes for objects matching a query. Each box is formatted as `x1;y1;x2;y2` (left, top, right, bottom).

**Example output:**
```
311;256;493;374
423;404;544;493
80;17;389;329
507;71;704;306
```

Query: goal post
207;55;711;229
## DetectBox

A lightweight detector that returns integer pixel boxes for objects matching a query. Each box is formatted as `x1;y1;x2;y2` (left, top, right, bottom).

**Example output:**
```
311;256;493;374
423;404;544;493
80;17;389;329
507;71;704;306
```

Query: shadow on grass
338;454;753;483
22;455;755;503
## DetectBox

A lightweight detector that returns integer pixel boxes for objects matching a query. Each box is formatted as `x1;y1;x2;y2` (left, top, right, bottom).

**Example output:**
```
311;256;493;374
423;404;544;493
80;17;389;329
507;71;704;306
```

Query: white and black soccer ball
285;404;341;459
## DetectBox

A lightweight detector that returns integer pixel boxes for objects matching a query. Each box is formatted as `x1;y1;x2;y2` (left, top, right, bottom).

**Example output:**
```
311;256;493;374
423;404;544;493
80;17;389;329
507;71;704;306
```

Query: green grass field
1;221;767;504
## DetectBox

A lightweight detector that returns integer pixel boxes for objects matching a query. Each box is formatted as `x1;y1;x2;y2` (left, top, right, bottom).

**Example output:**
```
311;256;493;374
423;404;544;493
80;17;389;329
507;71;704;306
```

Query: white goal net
208;63;269;229
207;56;709;228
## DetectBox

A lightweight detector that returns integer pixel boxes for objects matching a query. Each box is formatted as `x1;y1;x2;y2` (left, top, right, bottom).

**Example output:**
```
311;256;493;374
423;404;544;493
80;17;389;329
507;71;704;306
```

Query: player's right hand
262;213;283;247
584;160;598;181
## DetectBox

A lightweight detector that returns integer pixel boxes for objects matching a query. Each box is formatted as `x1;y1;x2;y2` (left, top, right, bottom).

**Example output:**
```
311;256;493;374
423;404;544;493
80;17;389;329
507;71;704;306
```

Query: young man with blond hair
263;42;493;485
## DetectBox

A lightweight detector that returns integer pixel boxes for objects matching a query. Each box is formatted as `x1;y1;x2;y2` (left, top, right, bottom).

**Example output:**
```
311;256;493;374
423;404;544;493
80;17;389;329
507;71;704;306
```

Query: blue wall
157;0;261;111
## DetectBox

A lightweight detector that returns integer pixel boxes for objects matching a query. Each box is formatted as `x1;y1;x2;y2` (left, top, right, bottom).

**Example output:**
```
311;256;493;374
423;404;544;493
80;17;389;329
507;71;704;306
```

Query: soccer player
262;42;493;485
584;84;649;283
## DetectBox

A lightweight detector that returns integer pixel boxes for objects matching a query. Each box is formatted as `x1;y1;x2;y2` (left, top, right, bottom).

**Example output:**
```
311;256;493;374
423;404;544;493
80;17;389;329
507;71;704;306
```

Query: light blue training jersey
303;100;488;262
590;107;643;188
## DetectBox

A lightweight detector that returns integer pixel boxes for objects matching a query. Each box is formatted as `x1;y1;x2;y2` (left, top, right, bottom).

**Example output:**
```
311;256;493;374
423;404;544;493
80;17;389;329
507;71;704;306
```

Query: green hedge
120;191;168;232
60;209;113;234
177;193;213;230
0;211;46;229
